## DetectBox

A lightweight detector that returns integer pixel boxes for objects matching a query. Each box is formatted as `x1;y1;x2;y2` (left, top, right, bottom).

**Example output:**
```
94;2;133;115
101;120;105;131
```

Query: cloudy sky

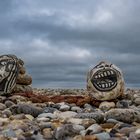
0;0;140;88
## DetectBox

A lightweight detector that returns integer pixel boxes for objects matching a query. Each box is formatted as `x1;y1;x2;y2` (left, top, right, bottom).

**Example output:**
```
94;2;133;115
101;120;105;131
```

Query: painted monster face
0;55;19;95
87;61;125;101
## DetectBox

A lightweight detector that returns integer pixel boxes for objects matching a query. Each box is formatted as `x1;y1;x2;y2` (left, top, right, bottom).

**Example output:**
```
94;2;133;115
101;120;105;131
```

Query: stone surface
99;101;115;111
19;66;26;74
116;100;129;108
66;118;96;128
42;128;53;139
59;104;70;111
12;84;32;93
87;61;125;101
54;111;77;119
134;97;140;105
17;74;32;85
105;108;140;123
0;88;139;139
0;103;6;110
71;106;82;112
5;100;15;108
10;103;43;117
86;124;103;135
38;113;57;119
75;112;104;123
94;132;111;140
54;124;82;140
0;54;19;95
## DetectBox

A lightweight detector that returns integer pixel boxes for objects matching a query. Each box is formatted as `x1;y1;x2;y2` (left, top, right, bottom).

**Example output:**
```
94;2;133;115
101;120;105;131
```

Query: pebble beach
0;88;140;140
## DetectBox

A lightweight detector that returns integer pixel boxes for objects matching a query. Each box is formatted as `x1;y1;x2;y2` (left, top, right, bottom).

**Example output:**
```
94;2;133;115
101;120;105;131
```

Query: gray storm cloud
0;0;140;88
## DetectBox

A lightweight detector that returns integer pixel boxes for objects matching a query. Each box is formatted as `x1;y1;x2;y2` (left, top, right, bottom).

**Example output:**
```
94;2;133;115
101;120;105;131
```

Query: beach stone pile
12;58;32;94
0;88;140;140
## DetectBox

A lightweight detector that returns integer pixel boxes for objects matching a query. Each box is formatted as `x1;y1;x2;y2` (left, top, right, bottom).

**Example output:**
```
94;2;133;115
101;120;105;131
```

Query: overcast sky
0;0;140;88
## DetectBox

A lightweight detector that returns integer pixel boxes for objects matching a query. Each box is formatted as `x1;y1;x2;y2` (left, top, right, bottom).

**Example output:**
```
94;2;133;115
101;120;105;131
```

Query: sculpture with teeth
87;61;125;101
0;55;19;95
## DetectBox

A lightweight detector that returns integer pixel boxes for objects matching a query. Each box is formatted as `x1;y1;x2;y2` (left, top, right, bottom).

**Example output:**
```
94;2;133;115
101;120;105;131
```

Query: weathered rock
116;100;129;108
10;103;43;117
119;126;138;136
25;114;34;121
38;113;57;119
12;84;32;93
54;124;83;140
54;111;77;119
0;96;6;103
0;55;19;95
2;109;12;117
0;103;6;110
43;107;58;113
39;122;52;130
83;103;95;112
71;106;82;113
134;128;140;139
59;104;70;111
134;97;140;105
66;118;96;128
2;128;16;138
17;74;32;85
85;124;103;135
105;109;140;123
42;128;53;139
94;132;111;140
19;66;26;74
87;61;125;101
8;95;27;103
9;114;25;120
36;117;50;122
99;101;115;111
75;112;104;123
4;100;15;108
106;119;120;124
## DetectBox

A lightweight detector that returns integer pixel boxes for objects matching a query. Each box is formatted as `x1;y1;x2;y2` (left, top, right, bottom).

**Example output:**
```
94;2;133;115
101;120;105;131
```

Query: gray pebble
38;113;57;119
75;112;104;123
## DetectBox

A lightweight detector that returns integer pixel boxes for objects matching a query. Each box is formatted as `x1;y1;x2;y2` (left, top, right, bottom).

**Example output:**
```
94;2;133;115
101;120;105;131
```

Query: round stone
5;100;15;108
71;106;82;112
38;113;57;119
59;104;70;111
0;103;6;110
42;128;53;139
87;61;125;101
85;124;103;135
134;98;140;105
99;101;115;111
105;109;140;123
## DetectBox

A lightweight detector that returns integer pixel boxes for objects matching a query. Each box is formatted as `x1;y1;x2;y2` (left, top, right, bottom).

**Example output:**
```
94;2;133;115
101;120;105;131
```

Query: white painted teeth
95;70;115;79
95;75;98;78
97;82;115;89
102;84;105;88
94;70;116;89
101;74;104;77
107;71;111;75
110;71;114;75
104;72;107;76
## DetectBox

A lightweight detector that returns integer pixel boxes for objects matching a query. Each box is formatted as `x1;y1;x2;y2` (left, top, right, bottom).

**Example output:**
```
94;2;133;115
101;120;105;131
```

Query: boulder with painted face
87;61;125;101
0;55;19;95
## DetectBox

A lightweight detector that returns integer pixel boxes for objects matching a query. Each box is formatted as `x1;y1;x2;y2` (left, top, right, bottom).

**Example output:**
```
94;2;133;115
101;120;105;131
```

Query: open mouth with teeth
91;69;117;91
